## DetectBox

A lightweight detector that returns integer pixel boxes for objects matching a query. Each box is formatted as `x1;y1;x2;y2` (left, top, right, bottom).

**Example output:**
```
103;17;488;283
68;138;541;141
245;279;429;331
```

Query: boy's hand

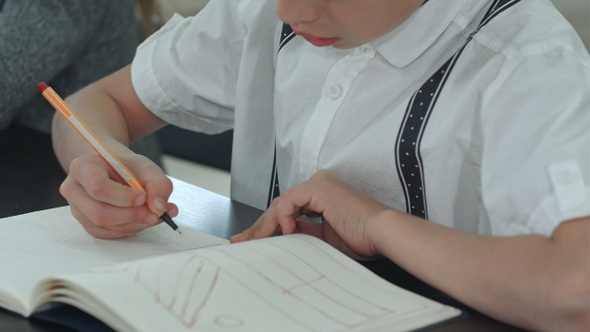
59;152;178;239
230;170;390;260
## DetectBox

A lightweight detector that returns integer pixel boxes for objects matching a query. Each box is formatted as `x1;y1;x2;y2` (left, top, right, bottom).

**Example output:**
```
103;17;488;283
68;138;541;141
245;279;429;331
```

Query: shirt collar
370;0;481;68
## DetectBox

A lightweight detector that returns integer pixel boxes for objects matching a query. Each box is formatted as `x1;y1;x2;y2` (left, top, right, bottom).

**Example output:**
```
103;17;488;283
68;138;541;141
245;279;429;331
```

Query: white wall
551;0;590;50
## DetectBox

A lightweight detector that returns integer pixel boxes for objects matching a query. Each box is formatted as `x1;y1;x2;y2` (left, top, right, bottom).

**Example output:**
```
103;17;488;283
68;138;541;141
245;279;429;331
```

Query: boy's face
278;0;427;49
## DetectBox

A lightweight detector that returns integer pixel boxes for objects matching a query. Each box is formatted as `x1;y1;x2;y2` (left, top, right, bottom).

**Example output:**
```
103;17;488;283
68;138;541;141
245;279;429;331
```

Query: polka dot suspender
396;0;521;219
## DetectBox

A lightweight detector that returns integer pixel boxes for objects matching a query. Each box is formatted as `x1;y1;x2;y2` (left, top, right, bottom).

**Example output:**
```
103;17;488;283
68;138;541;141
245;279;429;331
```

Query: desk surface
0;125;524;331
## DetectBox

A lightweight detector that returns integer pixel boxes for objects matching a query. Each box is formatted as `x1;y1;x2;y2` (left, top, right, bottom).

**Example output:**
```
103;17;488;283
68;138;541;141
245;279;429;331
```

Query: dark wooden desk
0;124;67;219
0;125;524;331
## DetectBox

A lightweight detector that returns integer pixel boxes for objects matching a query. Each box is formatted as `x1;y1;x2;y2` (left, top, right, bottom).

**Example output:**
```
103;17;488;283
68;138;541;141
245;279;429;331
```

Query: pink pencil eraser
38;82;49;93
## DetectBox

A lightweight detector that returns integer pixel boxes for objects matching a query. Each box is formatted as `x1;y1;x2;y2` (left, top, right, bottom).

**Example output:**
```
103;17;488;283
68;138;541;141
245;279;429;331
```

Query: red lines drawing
83;235;429;331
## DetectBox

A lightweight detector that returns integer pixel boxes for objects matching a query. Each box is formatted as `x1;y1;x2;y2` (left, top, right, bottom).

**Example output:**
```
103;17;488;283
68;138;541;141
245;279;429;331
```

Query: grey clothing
0;0;162;164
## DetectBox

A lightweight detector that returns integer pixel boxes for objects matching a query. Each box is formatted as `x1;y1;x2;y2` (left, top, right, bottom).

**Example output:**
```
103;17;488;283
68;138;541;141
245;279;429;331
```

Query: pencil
38;82;181;234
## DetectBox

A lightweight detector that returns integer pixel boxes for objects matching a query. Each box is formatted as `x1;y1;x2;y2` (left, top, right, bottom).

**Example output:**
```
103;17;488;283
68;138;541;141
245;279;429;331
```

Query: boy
52;0;589;330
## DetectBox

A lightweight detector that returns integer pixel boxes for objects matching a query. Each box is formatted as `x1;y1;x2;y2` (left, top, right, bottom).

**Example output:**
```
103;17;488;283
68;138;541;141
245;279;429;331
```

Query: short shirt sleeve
480;47;590;237
131;1;245;134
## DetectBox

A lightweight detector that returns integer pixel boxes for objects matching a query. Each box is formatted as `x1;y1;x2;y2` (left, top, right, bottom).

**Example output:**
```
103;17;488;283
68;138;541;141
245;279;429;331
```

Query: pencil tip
176;229;182;235
159;212;181;234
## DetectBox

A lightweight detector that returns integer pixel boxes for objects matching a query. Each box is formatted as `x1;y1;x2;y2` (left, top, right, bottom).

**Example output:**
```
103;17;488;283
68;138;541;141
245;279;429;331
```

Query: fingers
61;176;153;223
61;154;176;238
68;156;146;208
230;201;298;243
70;205;153;239
61;174;159;238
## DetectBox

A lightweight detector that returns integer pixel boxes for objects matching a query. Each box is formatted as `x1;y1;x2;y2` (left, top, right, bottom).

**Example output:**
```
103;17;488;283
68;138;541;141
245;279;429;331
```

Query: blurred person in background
0;0;162;164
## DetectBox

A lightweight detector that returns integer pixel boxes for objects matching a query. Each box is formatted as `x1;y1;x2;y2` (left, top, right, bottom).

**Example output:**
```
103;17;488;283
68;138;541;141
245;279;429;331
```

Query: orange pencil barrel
38;82;143;190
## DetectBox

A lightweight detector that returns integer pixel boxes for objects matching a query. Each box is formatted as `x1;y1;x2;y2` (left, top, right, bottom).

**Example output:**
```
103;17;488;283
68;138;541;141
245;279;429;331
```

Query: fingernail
153;198;166;213
134;195;145;206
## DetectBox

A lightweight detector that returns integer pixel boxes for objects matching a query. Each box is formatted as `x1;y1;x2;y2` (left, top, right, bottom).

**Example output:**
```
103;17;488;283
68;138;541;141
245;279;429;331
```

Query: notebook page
0;206;227;315
52;234;460;332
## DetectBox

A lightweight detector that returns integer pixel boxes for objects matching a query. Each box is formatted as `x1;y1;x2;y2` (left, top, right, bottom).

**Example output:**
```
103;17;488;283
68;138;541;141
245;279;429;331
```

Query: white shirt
131;0;590;237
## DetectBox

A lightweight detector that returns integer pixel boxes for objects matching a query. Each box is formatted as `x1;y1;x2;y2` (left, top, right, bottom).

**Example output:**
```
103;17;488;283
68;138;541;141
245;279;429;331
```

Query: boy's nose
277;0;321;26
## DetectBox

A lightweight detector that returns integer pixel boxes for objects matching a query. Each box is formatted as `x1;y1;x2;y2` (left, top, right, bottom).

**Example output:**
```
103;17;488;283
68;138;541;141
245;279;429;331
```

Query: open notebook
0;206;462;331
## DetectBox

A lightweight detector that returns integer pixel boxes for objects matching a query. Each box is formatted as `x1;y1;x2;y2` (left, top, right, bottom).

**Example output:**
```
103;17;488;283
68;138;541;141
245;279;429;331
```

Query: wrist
370;208;428;262
368;208;404;257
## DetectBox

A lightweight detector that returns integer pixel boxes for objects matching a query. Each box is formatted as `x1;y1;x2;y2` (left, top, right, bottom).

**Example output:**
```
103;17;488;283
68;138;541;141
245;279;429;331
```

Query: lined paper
0;206;226;314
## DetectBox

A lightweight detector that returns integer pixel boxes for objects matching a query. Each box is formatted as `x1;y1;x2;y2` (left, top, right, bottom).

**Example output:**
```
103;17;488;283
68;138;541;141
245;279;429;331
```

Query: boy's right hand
59;152;178;239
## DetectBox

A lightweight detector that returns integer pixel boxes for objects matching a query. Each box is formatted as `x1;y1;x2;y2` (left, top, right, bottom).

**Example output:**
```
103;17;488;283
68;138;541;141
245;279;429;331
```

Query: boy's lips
296;32;340;47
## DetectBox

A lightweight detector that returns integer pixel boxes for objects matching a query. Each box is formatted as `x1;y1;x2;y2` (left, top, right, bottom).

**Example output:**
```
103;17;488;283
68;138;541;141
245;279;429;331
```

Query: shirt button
324;84;342;99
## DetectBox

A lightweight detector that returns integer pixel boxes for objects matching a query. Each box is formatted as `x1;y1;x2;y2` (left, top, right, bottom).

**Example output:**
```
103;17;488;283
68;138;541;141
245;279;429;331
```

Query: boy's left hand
230;170;391;260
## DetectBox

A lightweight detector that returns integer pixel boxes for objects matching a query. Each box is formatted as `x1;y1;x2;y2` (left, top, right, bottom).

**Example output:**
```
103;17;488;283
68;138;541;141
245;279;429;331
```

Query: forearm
373;211;590;331
51;66;165;172
52;85;133;172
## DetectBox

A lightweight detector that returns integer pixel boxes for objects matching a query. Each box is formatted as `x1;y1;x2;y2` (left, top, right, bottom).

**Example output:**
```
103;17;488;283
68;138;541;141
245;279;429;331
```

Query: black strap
267;147;281;206
267;23;294;206
279;24;295;52
395;0;520;219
